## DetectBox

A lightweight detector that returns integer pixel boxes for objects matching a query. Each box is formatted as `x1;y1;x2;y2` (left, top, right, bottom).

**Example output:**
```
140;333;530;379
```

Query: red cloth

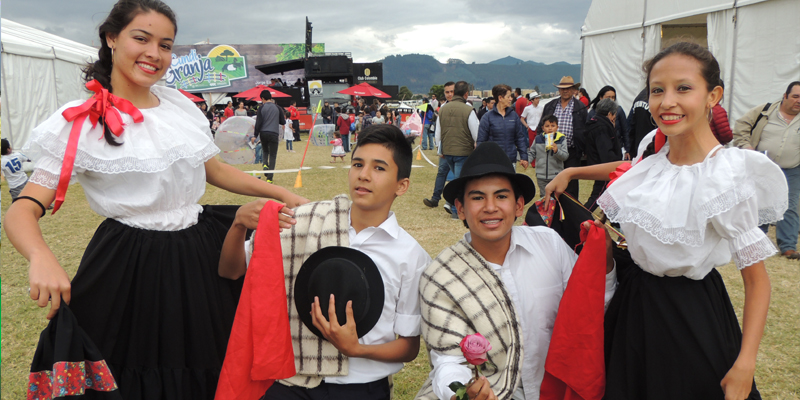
215;201;296;400
515;97;528;117
540;224;607;400
579;96;590;107
709;104;733;145
288;105;300;120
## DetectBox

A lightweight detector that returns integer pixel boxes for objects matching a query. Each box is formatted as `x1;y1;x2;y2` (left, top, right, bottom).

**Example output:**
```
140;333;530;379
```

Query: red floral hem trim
28;360;118;399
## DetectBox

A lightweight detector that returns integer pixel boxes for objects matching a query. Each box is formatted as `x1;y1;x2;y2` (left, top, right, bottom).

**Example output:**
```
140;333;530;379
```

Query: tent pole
728;0;739;116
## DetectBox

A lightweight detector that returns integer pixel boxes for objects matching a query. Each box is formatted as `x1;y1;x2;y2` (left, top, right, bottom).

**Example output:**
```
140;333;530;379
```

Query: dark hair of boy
354;124;413;180
260;90;272;101
455;174;522;229
290;100;297;105
285;111;291;118
335;107;341;113
444;81;455;88
1;139;11;155
454;81;469;97
542;114;559;126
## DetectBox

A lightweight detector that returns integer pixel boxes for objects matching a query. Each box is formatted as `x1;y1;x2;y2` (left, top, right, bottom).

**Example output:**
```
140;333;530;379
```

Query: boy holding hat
415;142;617;400
219;124;431;400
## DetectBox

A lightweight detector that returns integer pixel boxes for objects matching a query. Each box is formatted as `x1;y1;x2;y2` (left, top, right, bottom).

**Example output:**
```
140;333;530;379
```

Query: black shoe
423;198;438;208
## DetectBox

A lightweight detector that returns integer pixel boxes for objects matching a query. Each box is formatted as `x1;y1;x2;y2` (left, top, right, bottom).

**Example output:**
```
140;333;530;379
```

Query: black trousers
564;146;581;198
292;119;301;141
262;378;390;400
260;132;280;181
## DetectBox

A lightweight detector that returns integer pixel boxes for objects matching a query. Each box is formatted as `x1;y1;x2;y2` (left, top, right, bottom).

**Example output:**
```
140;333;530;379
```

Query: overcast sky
4;0;590;64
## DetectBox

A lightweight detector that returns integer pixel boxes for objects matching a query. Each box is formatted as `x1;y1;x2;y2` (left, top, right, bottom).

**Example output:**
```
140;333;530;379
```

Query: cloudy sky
4;0;590;64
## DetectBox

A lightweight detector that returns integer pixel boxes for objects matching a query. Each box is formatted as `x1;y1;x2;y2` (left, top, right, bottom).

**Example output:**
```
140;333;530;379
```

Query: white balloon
215;116;256;165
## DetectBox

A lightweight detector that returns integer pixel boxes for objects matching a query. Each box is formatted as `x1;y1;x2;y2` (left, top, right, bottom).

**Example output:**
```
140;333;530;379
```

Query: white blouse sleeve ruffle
598;145;787;275
23;85;219;189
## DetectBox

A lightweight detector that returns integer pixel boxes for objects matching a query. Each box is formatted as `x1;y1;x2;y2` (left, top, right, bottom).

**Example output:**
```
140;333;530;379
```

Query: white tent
581;0;800;121
1;18;98;148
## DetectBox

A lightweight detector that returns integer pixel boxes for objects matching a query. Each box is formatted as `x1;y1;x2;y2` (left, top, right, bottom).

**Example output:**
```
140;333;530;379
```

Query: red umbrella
179;89;205;103
234;85;291;101
337;83;390;98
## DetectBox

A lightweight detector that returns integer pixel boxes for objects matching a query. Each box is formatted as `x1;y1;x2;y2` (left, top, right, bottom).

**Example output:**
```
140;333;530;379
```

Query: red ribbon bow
54;80;143;214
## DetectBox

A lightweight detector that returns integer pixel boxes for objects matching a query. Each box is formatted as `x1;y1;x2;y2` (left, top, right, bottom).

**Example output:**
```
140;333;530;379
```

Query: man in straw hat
535;76;588;198
415;142;617;400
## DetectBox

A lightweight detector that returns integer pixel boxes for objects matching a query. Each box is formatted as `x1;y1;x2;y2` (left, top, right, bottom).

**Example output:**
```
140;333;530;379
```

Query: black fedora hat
443;142;536;205
295;246;384;339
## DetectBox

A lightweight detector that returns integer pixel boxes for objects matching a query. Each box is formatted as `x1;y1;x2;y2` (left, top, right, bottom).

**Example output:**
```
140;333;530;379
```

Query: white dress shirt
430;226;617;400
246;211;432;384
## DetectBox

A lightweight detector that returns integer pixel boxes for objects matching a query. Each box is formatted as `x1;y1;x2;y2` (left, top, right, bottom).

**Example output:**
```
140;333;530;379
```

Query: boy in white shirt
219;124;431;400
2;139;30;200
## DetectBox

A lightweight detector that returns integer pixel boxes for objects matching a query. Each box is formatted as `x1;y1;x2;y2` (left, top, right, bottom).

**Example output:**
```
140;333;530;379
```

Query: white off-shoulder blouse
23;85;219;231
598;130;788;280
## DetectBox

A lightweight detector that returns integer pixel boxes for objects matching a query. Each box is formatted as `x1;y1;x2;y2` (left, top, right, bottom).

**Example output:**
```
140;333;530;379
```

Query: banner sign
308;80;323;96
167;43;325;92
353;63;383;85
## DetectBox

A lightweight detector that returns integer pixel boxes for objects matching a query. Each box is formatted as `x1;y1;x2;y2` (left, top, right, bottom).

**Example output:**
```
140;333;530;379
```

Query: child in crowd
528;115;568;196
330;132;346;162
2;138;30;200
218;124;431;400
284;111;295;152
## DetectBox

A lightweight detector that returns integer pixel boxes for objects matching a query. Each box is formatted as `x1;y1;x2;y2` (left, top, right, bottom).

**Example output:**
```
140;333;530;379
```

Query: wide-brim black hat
295;246;384;339
442;141;536;205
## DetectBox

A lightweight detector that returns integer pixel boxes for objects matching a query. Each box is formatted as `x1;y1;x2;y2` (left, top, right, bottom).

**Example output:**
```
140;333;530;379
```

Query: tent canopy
580;0;799;125
1;19;99;148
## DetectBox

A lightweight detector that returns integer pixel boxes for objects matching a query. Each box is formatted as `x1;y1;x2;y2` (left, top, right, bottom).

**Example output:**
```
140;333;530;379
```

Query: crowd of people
3;1;800;400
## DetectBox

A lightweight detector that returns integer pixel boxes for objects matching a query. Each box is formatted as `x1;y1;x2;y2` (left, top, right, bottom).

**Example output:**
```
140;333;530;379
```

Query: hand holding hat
311;295;362;357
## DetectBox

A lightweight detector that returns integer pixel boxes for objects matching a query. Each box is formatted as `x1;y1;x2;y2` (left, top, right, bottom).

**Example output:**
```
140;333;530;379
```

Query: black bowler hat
295;246;385;339
443;141;536;205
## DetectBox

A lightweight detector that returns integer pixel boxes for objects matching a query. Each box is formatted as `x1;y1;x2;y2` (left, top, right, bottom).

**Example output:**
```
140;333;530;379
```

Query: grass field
2;136;799;399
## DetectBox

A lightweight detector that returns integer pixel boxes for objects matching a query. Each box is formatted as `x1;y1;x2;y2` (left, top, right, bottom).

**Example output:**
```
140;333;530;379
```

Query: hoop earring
111;47;115;64
707;108;713;124
650;115;657;127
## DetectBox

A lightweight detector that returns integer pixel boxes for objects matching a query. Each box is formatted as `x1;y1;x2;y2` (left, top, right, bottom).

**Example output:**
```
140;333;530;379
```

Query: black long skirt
604;249;761;400
66;205;243;399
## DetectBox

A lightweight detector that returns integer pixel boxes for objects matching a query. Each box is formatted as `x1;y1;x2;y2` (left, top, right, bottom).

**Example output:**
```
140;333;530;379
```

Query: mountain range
379;54;581;94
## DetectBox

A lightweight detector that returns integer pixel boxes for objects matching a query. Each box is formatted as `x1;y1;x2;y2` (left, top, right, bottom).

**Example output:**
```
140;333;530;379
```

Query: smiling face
456;174;524;253
648;54;721;138
349;143;409;214
106;11;174;91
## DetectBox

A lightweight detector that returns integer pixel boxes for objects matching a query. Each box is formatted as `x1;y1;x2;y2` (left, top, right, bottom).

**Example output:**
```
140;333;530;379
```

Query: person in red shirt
336;108;352;153
514;87;528;117
222;101;234;122
287;100;301;141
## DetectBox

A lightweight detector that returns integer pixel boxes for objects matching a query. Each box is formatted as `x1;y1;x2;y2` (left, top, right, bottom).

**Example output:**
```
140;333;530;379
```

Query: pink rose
460;333;492;366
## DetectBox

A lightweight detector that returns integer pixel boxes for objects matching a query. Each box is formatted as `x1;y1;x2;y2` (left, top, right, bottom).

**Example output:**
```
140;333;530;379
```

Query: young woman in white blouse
545;42;781;400
4;1;307;398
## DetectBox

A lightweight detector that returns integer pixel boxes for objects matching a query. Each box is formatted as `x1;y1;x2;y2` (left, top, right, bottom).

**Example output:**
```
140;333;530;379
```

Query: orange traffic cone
294;171;303;188
416;148;422;160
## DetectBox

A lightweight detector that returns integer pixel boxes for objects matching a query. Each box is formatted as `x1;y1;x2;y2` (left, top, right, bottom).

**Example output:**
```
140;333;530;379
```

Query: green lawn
2;137;799;399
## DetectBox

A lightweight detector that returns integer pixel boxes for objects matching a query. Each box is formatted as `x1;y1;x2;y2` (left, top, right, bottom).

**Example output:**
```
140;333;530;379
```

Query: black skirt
604;248;761;400
66;205;243;399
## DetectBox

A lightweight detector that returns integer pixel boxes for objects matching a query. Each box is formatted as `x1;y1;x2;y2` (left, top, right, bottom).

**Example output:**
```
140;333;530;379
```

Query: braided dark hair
640;41;721;160
83;0;177;146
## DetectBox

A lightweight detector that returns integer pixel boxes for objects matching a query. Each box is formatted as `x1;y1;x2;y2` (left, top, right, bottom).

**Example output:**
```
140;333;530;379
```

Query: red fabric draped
55;80;143;214
215;201;296;400
540;224;607;400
